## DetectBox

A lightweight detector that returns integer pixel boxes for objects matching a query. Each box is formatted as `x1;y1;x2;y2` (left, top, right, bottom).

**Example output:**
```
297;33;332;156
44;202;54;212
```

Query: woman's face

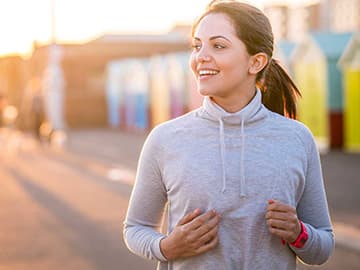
190;12;254;100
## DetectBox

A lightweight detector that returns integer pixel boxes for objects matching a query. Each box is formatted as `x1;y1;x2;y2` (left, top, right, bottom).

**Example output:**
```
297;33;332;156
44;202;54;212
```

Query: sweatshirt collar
201;88;267;126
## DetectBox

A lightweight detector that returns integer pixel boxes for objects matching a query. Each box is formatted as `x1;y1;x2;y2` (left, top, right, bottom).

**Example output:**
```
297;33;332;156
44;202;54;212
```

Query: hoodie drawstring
240;118;246;197
202;91;264;198
219;118;226;193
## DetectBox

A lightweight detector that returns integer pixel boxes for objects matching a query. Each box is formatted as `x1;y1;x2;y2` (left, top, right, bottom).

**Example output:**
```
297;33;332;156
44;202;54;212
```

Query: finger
267;219;301;242
268;199;276;204
268;226;291;239
178;208;202;225
267;202;294;212
195;214;221;236
190;210;217;229
265;211;294;221
197;224;219;247
267;200;295;213
269;226;299;243
195;234;219;254
266;219;296;231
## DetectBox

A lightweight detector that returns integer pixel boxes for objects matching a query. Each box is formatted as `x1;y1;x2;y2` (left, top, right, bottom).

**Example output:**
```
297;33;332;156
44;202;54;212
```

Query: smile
198;69;220;76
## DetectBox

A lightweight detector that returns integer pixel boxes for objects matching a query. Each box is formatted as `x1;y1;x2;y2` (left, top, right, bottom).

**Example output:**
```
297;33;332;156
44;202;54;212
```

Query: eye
214;43;226;49
191;43;201;51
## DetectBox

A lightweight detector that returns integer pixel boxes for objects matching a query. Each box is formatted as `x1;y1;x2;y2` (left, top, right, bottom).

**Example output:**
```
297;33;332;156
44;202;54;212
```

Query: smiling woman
123;1;334;270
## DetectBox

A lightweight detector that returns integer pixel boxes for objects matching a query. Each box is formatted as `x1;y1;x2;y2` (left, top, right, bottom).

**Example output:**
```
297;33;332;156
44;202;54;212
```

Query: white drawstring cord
219;118;226;193
240;118;246;197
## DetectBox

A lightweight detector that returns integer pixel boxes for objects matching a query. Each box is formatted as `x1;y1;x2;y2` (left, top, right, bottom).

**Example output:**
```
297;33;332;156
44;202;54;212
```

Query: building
264;5;289;42
265;0;359;42
0;56;27;112
264;3;321;43
329;0;360;32
0;29;191;129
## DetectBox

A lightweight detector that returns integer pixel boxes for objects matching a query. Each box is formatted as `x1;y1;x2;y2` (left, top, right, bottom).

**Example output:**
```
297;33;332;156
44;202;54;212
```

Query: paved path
0;128;155;270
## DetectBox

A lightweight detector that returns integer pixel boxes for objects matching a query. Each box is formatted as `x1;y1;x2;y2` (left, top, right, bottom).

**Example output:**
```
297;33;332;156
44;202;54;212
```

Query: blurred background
0;0;359;269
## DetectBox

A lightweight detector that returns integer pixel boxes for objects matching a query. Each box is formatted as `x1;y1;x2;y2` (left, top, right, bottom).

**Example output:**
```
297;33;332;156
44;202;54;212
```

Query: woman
123;1;334;269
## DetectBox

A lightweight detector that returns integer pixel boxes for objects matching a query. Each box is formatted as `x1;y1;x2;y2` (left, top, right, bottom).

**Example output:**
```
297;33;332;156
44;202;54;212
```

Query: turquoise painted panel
327;59;343;111
311;32;352;59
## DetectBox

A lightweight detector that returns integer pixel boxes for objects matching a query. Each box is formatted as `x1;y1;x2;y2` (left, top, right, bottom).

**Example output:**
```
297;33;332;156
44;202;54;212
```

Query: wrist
290;221;308;248
160;237;177;260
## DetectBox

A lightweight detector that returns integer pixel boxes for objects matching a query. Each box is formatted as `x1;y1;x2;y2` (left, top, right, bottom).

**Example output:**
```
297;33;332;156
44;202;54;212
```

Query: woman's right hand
160;209;221;260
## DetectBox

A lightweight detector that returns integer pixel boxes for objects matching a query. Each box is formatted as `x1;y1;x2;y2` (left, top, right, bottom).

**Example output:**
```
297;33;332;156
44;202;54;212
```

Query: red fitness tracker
290;221;308;248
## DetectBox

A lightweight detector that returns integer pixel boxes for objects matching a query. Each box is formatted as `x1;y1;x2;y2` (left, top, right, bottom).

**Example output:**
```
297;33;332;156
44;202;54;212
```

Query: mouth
198;69;220;78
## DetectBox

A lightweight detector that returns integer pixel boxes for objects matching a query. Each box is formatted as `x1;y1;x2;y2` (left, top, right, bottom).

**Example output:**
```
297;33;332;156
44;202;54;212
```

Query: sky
0;0;315;57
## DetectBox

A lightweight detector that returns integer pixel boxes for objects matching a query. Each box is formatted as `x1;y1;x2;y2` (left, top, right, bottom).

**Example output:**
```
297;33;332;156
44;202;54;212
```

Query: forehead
193;12;237;38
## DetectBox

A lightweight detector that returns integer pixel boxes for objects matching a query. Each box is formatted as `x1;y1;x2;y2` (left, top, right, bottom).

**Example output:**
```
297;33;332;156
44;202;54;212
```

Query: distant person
31;89;45;140
124;1;334;269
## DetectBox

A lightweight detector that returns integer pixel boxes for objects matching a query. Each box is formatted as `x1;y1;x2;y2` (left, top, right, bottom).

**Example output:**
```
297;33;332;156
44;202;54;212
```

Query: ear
248;53;268;75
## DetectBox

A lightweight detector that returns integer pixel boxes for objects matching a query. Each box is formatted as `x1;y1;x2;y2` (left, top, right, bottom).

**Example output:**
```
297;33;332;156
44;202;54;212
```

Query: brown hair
192;0;301;119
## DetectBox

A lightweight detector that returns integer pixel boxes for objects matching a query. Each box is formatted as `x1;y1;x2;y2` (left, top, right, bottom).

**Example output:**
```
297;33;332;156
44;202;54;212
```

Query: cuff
152;236;168;262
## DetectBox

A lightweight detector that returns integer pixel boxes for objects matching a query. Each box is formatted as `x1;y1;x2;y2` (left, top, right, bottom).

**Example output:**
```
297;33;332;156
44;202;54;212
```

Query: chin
197;87;215;97
197;89;208;97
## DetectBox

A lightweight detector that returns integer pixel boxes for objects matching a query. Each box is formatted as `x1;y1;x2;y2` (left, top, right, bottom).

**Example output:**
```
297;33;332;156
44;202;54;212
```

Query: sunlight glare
0;0;310;56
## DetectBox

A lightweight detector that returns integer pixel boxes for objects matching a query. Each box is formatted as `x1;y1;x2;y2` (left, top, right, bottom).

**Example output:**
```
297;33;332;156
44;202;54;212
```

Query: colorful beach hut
274;40;296;75
105;60;126;127
166;52;188;118
149;55;171;127
338;33;360;152
291;32;352;150
123;59;150;131
166;51;201;113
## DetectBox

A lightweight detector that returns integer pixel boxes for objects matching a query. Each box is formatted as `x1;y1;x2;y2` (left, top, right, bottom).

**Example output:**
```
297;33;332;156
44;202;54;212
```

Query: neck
210;88;257;113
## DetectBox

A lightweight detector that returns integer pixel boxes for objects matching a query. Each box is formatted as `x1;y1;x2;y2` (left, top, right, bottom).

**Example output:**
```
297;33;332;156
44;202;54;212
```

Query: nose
196;47;212;63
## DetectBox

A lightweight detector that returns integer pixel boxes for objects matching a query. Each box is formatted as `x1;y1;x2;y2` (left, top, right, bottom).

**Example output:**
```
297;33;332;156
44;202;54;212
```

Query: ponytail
259;59;301;119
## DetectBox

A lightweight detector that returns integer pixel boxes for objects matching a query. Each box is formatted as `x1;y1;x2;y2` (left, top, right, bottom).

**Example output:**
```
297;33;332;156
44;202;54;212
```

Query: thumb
178;208;201;225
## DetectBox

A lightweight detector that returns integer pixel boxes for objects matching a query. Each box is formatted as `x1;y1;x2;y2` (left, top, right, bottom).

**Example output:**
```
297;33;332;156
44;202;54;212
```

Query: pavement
63;128;360;255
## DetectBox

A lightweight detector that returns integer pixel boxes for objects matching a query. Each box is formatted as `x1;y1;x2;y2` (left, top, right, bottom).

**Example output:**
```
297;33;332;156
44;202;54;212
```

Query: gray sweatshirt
123;89;334;270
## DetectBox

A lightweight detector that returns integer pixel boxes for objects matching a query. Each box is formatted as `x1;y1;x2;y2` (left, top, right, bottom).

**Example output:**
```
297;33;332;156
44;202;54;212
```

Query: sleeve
291;129;335;265
123;128;168;262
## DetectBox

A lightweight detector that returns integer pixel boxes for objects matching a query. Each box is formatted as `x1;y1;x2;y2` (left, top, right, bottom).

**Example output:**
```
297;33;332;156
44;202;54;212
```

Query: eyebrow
193;35;232;43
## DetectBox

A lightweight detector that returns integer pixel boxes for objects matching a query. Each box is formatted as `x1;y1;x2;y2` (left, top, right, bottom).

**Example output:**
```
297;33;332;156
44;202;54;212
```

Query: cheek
189;53;197;74
223;57;249;76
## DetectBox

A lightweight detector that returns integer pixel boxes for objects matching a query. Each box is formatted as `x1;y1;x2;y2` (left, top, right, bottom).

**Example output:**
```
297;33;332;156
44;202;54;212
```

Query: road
0;131;155;270
0;128;359;269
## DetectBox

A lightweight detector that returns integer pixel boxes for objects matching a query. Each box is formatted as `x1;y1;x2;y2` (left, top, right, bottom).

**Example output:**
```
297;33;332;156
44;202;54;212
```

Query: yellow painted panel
344;69;360;151
295;61;328;146
151;74;170;127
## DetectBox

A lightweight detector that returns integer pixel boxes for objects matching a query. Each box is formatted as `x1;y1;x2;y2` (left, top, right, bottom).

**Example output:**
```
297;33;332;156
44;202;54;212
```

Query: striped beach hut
105;60;126;127
274;40;297;75
149;55;171;127
338;33;360;152
166;52;189;118
123;59;150;131
292;32;352;150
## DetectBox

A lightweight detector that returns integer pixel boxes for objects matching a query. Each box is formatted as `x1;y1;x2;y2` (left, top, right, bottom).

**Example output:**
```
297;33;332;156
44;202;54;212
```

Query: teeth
199;70;219;76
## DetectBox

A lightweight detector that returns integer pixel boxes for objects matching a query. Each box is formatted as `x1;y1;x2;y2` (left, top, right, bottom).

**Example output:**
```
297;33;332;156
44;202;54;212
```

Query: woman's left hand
265;199;301;243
